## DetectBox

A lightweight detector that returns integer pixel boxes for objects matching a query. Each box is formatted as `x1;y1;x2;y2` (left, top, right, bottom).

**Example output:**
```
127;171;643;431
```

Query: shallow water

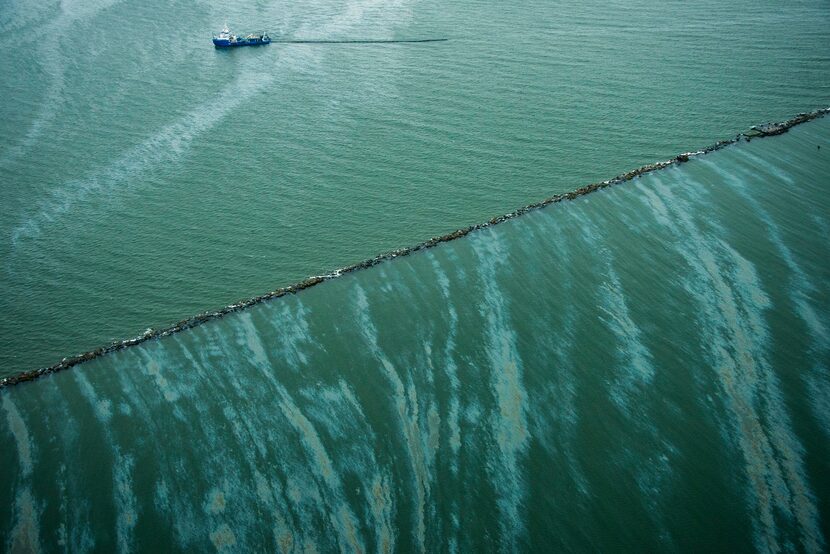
1;0;830;375
1;117;828;552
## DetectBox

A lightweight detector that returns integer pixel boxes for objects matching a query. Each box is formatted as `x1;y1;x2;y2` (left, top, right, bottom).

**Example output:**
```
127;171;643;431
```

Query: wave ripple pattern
1;119;829;551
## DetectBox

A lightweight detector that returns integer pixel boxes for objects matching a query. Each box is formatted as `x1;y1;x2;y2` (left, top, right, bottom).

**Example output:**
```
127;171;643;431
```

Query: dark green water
1;0;829;375
2;117;828;552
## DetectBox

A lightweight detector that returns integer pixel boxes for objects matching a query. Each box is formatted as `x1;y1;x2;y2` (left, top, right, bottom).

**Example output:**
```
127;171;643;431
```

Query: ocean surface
2;116;829;552
1;0;829;375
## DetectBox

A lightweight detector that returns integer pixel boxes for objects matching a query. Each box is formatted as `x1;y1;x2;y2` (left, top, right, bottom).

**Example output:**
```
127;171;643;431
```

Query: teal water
2;116;829;552
1;0;830;375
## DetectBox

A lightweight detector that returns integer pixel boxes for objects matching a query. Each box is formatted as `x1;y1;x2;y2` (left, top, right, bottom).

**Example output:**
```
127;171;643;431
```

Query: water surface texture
2;0;830;374
2;116;829;552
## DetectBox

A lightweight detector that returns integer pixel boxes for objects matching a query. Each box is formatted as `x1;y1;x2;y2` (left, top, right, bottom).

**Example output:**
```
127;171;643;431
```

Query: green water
1;0;829;375
2;117;828;552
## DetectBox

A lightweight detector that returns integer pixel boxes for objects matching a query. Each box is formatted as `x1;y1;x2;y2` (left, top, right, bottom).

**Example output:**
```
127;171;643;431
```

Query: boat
212;25;271;48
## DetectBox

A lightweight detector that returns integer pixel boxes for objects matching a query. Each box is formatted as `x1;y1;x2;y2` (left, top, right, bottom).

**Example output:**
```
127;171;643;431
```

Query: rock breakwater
1;107;827;389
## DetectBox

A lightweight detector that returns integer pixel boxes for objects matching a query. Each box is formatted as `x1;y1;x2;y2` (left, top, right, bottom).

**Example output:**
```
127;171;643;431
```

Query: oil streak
354;284;432;552
471;231;529;552
642;173;822;553
2;395;42;553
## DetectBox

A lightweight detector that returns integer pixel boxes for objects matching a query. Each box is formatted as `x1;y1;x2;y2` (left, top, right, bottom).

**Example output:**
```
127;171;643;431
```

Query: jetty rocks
1;107;828;390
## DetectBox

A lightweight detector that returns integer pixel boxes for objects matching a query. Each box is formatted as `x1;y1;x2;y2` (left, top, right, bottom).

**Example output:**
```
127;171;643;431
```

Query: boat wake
269;38;447;43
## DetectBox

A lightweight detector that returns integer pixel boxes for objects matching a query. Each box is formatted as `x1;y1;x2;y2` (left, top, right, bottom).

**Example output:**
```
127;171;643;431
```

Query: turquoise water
2;116;829;552
1;0;829;375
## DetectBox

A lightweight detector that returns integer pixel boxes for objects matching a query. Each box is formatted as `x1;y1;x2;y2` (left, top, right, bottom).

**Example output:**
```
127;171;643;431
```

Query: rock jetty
1;107;827;390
